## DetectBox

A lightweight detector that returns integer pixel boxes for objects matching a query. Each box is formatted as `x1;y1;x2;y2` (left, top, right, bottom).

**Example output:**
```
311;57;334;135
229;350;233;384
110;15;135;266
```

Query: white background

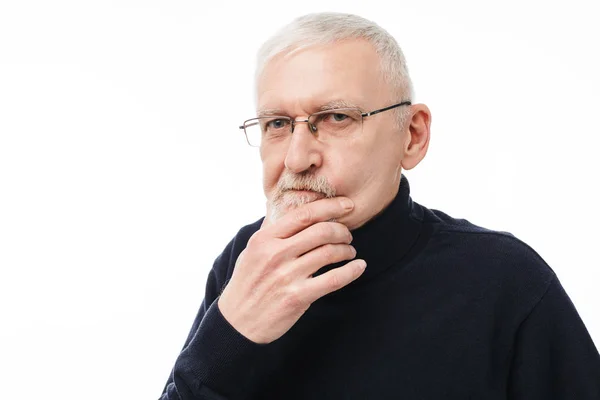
1;0;599;398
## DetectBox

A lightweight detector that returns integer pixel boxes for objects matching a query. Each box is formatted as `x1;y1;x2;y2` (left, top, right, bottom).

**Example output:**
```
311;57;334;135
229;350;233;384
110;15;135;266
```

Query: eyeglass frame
239;100;412;147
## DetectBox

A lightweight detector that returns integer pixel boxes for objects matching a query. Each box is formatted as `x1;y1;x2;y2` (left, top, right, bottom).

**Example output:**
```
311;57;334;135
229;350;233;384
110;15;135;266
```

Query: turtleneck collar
313;173;424;282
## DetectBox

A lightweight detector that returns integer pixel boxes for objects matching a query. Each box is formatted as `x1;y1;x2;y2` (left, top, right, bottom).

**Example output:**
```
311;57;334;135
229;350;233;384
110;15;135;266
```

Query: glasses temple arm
361;101;412;117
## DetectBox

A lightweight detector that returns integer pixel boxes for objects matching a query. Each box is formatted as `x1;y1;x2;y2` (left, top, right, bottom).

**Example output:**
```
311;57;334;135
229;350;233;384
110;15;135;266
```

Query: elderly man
161;12;600;400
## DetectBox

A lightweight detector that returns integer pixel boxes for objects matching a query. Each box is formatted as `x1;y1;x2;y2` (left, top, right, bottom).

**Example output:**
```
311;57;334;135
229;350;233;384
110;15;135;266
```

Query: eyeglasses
239;101;412;147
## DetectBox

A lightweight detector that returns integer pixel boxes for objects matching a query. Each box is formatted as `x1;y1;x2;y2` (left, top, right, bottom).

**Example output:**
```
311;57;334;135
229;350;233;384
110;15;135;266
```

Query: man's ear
401;104;431;171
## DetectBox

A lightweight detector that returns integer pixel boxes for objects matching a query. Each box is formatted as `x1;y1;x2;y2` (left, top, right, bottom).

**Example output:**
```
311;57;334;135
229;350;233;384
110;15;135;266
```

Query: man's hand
217;197;366;344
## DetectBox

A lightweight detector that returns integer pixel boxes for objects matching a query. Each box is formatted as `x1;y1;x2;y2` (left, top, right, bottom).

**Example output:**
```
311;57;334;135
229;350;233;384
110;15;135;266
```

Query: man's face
257;39;409;230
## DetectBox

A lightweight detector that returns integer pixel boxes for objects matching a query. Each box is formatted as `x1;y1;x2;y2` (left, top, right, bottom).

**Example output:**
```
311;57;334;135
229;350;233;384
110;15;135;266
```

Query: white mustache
275;172;336;198
267;172;336;223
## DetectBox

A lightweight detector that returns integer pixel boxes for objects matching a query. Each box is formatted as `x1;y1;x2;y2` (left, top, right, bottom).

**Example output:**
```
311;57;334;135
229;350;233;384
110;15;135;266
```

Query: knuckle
264;249;283;269
247;235;282;268
337;225;351;241
344;229;353;242
332;223;349;241
295;207;312;224
346;245;356;258
272;266;292;285
283;285;305;311
320;243;337;260
327;273;344;291
234;249;247;268
317;223;335;240
246;231;264;248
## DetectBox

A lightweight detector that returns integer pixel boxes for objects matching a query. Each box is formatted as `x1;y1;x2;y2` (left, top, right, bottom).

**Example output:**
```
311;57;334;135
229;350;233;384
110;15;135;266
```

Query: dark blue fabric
160;174;600;399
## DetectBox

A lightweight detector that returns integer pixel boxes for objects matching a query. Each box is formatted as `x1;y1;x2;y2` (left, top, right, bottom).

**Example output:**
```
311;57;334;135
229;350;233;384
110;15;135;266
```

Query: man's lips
287;189;319;194
283;189;326;200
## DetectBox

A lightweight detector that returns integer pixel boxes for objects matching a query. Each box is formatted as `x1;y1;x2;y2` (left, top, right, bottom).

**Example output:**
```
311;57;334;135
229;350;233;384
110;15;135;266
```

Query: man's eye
318;112;353;123
332;113;349;122
266;119;289;130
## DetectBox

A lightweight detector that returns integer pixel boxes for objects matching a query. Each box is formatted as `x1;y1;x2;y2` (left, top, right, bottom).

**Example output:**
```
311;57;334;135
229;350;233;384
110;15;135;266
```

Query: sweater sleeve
508;275;600;399
160;224;269;400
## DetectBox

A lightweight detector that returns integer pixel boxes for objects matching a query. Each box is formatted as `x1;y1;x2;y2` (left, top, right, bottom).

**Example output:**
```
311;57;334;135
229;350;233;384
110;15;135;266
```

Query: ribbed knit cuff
174;298;269;398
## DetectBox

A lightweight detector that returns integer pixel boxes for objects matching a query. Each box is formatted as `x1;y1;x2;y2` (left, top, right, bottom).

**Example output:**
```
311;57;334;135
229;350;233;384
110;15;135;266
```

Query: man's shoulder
424;206;516;238
419;206;558;316
423;206;556;293
425;206;544;257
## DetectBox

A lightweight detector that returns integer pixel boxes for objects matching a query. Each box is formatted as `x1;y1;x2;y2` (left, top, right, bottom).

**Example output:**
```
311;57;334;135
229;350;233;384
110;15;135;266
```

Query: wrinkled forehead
256;39;391;115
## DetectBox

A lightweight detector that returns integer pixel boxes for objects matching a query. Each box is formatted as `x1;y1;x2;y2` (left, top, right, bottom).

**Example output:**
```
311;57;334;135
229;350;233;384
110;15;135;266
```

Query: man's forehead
256;40;386;116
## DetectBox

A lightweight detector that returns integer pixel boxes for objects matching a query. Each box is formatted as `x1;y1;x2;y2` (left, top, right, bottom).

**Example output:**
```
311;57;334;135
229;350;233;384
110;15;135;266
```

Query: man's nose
284;123;323;174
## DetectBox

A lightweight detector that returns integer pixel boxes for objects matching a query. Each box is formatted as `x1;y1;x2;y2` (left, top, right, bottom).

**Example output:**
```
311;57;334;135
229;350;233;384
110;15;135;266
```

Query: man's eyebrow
318;100;363;111
256;100;364;117
257;108;288;117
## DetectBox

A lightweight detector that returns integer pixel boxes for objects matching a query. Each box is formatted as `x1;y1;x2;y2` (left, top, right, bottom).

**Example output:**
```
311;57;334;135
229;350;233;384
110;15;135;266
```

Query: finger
294;243;356;277
303;259;367;303
268;196;354;239
284;221;352;258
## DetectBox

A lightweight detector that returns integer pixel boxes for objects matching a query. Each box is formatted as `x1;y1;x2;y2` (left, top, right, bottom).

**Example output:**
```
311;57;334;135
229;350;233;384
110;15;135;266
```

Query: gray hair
255;12;414;126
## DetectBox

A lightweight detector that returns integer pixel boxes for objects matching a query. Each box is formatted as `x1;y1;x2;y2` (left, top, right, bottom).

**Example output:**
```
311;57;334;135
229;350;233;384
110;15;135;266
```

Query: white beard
268;171;336;223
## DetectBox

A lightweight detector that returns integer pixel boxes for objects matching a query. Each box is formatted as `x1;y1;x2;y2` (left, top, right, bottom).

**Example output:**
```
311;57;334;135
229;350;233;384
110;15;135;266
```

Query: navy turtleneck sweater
161;174;600;399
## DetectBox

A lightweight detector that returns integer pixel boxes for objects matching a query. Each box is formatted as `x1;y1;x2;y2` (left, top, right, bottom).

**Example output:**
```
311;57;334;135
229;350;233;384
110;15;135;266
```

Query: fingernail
357;260;367;270
340;198;354;211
